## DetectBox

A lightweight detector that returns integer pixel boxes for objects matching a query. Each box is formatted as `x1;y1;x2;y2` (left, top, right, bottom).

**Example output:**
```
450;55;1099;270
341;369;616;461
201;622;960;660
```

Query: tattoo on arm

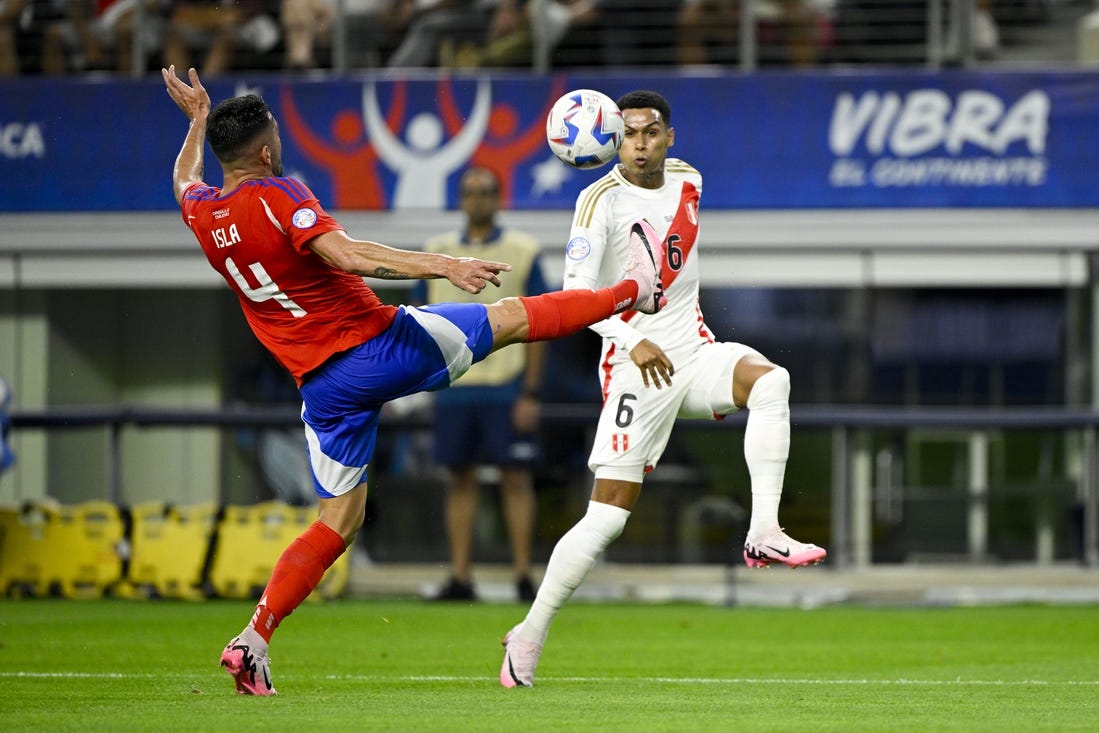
371;267;410;280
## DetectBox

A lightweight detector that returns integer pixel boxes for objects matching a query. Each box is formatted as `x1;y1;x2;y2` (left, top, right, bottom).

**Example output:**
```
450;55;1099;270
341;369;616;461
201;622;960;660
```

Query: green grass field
1;599;1096;732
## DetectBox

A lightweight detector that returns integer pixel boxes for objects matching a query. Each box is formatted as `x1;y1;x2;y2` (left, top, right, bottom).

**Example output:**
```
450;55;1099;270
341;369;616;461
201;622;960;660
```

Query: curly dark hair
615;90;672;126
206;94;274;163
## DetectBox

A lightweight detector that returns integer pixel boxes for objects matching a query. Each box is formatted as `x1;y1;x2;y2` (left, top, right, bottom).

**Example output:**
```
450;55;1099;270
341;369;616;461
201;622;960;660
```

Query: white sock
238;625;268;655
519;500;630;645
744;367;791;537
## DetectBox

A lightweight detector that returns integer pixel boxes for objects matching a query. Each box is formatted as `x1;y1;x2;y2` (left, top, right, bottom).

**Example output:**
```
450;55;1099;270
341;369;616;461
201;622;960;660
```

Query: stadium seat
0;500;62;596
127;501;218;600
0;500;124;598
207;501;349;601
50;500;127;599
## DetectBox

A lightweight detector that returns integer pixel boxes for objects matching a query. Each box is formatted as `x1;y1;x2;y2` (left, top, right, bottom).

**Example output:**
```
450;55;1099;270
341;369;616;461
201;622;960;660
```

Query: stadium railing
10;403;1099;570
5;0;1080;77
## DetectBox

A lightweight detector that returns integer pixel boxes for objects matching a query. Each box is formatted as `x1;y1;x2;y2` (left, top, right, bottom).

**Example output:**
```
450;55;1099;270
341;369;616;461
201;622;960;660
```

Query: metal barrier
10;403;1099;569
7;0;1080;77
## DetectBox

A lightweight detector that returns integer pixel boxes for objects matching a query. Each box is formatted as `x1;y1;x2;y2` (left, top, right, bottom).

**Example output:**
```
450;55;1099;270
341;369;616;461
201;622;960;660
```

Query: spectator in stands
163;0;277;75
0;0;27;75
758;0;831;67
338;0;403;67
678;0;829;68
280;0;331;69
458;0;600;68
412;166;546;603
384;0;490;67
81;0;169;74
597;0;680;66
829;0;926;64
971;0;1000;59
38;0;86;72
13;0;68;73
676;0;739;66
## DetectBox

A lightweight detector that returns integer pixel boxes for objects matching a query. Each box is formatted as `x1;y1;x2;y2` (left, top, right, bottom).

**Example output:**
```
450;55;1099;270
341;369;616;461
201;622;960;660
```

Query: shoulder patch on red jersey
292;208;318;229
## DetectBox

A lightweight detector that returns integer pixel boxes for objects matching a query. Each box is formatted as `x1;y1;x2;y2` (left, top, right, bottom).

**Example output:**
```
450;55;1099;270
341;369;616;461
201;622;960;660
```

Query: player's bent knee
747;365;790;409
485;297;530;346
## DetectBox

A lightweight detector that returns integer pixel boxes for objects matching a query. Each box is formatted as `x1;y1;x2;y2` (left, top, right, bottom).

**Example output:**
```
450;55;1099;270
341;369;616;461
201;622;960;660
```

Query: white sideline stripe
3;671;1098;686
388;676;1099;686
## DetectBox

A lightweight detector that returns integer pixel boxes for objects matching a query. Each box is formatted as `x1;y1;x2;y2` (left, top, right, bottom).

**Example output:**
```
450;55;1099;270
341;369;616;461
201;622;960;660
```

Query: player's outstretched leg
743;526;827;568
516;220;665;343
220;628;277;695
499;623;543;688
623;218;666;315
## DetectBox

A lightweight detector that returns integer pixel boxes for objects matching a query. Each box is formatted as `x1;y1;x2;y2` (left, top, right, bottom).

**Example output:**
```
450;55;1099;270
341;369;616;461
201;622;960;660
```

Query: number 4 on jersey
226;257;307;318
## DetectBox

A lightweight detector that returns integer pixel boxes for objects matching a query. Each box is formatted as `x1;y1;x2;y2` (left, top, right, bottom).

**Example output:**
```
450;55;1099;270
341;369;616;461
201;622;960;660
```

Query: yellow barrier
0;500;124;598
127;502;218;600
0;499;347;601
207;501;348;602
0;502;57;596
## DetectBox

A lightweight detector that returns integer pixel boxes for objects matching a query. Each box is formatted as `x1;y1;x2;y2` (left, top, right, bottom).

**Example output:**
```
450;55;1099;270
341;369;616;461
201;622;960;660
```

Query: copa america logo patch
292;208;318;229
565;236;591;261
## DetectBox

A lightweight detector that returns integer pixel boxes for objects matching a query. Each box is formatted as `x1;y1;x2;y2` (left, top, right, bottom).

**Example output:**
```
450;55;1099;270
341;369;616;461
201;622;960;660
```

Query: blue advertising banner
2;70;1096;212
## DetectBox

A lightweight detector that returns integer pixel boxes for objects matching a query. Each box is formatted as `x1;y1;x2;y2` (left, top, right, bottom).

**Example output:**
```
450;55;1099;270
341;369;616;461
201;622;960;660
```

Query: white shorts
588;341;761;483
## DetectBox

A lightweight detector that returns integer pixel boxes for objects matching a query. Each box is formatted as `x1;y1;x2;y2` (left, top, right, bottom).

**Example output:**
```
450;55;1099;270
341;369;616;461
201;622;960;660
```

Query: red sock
520;282;639;341
249;521;347;643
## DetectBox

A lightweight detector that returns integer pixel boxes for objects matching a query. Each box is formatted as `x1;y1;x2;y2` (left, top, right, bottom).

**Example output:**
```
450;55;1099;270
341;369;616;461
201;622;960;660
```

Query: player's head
616;90;672;127
614;90;674;183
207;94;283;177
458;166;500;228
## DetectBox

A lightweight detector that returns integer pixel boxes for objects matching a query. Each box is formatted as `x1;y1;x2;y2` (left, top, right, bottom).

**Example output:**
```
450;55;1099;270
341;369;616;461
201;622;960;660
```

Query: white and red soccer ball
546;89;624;170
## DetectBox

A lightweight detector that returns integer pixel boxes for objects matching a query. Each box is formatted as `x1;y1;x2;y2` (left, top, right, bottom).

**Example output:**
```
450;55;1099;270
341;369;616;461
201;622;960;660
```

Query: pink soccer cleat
499;624;543;688
623;218;667;314
743;527;827;568
220;635;277;696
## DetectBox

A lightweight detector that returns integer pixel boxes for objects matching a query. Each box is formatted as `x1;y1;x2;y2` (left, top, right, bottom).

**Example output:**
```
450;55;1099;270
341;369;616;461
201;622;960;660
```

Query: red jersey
181;177;397;384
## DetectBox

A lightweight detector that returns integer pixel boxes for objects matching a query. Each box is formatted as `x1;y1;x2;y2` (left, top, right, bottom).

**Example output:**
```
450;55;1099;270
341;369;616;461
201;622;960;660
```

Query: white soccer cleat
743;526;827;569
622;218;666;315
499;623;542;688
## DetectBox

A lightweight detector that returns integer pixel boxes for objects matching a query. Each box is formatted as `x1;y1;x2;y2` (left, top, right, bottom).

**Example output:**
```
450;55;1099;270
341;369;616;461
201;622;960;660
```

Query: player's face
459;171;499;227
267;115;284;177
617;108;674;183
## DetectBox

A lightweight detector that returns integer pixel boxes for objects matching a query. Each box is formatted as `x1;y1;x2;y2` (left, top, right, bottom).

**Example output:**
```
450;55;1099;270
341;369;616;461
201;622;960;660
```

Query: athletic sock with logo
744;367;791;537
249;521;347;643
520;282;640;342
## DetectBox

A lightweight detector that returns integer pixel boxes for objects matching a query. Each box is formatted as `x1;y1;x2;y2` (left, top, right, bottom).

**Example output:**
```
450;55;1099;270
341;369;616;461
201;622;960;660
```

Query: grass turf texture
0;599;1096;732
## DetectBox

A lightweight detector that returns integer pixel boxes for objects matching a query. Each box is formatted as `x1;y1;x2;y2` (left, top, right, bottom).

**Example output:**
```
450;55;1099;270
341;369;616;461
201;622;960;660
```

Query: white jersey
562;159;714;370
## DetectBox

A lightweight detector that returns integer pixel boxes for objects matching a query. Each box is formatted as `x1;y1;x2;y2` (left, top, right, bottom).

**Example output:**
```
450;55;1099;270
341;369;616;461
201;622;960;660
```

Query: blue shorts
432;384;540;468
299;303;494;498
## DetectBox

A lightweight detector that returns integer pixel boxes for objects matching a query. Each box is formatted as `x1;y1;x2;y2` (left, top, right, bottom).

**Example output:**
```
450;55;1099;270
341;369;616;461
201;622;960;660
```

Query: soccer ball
546;89;624;170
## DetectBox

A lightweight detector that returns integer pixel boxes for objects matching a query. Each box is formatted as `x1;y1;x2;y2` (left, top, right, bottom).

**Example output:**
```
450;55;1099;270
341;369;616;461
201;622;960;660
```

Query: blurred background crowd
1;0;1094;77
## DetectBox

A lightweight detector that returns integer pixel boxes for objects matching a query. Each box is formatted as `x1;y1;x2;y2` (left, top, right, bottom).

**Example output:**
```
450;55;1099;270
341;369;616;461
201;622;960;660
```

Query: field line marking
3;672;1098;686
398;676;1099;686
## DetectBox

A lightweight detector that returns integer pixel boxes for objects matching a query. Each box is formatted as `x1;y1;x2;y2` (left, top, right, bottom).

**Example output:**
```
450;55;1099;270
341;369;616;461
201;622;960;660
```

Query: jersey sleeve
562;185;611;292
262;178;344;254
179;182;217;221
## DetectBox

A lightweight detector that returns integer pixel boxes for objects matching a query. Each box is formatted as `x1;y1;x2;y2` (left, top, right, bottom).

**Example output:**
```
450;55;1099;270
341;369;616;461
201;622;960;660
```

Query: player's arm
563;200;673;387
308;230;511;295
562;199;645;346
162;66;211;205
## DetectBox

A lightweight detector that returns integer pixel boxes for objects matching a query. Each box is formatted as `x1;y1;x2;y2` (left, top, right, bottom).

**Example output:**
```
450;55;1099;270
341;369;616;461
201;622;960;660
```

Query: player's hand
630;339;674;389
161;65;211;123
511;394;540;433
446;256;511;294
